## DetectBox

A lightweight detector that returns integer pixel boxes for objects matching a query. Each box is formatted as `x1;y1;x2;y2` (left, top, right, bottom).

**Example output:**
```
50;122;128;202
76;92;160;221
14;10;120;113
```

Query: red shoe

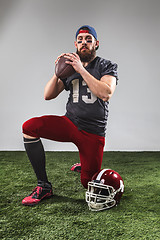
22;184;53;206
70;163;81;173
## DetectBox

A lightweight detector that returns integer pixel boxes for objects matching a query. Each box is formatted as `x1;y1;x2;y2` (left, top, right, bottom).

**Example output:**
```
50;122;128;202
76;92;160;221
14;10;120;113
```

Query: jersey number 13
72;79;97;104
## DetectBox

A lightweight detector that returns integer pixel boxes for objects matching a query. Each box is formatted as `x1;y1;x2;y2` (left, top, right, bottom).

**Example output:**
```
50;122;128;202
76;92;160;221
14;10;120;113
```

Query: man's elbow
44;96;50;100
102;91;114;102
44;94;55;100
102;86;116;101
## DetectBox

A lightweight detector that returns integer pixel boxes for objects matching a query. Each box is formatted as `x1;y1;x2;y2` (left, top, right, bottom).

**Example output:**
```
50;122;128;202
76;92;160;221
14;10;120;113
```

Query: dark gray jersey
63;56;118;136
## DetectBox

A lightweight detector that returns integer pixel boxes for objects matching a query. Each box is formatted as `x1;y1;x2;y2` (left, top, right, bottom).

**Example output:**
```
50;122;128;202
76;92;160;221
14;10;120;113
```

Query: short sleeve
100;59;119;84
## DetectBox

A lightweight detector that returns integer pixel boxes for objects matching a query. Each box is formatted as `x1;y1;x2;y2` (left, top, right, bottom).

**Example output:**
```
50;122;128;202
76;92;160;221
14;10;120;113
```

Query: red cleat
22;184;53;206
70;163;81;173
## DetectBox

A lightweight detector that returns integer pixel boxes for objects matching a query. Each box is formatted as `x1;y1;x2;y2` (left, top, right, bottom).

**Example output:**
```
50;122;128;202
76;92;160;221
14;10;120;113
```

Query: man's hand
55;53;66;64
64;53;84;74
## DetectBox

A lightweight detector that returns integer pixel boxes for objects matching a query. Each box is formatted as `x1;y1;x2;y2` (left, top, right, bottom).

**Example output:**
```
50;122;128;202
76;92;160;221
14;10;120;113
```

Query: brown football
55;55;75;79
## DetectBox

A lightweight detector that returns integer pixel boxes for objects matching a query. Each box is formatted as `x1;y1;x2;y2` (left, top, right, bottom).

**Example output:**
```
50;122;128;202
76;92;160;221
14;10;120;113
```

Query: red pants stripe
22;115;105;188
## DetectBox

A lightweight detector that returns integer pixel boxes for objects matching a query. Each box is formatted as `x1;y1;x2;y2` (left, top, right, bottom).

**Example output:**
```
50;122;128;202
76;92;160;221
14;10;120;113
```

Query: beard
76;46;96;63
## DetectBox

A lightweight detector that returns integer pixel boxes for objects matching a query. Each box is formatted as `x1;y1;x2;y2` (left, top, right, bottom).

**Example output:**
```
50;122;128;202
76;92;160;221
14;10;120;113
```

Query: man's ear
74;41;78;48
95;40;99;50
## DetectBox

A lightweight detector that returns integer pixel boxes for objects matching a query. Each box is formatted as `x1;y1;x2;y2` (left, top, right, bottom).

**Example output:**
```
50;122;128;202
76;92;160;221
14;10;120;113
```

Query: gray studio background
0;0;160;151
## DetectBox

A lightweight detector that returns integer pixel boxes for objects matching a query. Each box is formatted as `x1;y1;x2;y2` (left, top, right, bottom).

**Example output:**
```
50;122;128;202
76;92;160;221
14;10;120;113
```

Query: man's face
74;33;99;62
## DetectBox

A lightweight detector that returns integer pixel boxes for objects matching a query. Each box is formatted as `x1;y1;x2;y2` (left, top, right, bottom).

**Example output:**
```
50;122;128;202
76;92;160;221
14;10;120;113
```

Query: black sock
24;137;48;183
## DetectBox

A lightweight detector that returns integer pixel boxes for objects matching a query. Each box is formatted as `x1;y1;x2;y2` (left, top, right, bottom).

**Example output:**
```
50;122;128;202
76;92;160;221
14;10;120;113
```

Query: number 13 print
72;79;97;104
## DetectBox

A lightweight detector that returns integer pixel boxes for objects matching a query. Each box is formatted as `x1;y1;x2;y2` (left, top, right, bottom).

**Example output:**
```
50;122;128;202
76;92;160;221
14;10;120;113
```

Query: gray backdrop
0;0;160;151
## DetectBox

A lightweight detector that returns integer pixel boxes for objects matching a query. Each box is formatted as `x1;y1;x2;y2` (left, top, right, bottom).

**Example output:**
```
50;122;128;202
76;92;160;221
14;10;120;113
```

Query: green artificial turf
0;151;160;239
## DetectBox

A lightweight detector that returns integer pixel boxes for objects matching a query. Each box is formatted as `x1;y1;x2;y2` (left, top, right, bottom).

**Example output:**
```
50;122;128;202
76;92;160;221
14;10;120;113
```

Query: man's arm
79;70;116;102
65;53;116;102
44;73;65;100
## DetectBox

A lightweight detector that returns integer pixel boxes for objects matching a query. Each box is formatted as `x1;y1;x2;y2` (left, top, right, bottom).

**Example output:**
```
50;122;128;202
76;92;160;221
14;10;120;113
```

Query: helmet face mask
85;169;124;211
86;181;116;211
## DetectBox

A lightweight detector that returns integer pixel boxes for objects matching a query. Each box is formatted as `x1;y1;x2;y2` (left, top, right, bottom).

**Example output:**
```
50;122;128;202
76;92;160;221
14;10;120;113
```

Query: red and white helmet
86;169;124;211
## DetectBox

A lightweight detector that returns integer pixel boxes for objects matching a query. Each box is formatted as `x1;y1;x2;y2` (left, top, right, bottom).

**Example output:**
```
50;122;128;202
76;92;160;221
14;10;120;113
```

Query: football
55;55;75;79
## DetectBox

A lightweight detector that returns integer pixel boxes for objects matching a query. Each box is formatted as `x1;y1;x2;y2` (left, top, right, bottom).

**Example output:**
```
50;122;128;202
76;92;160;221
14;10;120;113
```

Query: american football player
22;25;118;206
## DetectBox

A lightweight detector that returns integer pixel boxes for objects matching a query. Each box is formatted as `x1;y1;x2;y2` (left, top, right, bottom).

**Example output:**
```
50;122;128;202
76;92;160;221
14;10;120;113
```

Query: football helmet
86;169;124;211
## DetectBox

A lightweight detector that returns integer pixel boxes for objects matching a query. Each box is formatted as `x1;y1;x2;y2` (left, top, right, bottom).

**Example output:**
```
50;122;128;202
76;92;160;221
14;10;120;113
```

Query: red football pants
22;115;105;188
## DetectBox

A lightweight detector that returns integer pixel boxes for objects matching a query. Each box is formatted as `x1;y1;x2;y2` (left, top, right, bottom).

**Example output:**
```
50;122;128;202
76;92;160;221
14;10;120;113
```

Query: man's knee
22;117;40;138
81;170;99;189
